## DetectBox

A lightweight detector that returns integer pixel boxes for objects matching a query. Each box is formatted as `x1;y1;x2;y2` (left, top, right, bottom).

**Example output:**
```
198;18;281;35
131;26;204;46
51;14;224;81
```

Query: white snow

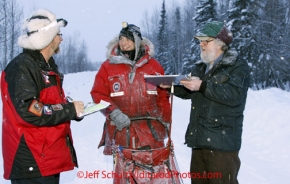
0;71;289;184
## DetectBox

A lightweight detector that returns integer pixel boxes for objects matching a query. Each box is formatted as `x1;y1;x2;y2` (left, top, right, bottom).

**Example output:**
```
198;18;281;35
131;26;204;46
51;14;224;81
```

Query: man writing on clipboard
160;21;250;184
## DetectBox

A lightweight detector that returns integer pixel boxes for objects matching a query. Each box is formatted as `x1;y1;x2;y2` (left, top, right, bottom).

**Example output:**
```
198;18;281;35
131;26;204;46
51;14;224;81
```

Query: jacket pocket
141;72;158;96
210;74;229;84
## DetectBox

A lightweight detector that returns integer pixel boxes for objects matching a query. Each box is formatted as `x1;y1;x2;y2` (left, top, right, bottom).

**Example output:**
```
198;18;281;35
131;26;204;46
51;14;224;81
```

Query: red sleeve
157;86;172;123
153;60;172;123
90;61;118;118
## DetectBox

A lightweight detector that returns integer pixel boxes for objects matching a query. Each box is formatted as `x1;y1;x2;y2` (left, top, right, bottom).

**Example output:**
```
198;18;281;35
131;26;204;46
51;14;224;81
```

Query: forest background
0;0;289;91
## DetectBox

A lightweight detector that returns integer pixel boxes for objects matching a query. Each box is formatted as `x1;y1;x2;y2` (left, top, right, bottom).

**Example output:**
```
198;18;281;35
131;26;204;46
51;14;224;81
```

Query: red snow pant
113;144;182;184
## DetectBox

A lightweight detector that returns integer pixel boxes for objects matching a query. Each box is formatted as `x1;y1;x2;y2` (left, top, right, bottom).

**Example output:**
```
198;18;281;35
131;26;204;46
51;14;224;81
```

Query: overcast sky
18;0;185;62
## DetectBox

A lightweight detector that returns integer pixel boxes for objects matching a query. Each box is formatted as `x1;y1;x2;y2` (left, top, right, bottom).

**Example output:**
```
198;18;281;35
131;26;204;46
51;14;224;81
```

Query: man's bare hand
73;101;84;117
180;79;202;91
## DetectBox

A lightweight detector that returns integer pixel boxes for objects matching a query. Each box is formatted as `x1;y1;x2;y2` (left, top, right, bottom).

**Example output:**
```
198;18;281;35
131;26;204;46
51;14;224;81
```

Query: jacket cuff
68;103;84;121
67;102;78;119
101;106;116;119
199;81;207;93
166;87;172;94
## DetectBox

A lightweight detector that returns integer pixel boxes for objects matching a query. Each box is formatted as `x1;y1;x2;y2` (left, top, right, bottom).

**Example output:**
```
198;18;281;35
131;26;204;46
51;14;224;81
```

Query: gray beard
201;54;212;64
200;50;217;65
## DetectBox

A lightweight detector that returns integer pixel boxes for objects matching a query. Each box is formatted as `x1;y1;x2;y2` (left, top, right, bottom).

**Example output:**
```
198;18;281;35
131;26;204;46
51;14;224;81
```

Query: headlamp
122;21;128;28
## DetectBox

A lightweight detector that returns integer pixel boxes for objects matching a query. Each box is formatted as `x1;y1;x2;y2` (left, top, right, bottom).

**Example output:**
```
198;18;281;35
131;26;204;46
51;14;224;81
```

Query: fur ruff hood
106;36;155;62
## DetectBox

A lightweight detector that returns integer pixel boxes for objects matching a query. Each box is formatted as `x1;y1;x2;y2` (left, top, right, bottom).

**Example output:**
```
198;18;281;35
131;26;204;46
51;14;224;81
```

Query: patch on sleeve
51;104;63;111
28;100;43;116
43;106;52;115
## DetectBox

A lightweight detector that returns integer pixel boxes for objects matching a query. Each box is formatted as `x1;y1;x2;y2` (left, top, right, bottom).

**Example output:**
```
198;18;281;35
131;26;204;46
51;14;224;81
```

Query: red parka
91;37;171;154
1;49;79;180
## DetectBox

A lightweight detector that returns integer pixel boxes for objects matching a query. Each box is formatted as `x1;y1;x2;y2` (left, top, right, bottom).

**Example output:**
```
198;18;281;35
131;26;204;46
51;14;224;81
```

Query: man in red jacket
1;9;84;184
91;22;173;183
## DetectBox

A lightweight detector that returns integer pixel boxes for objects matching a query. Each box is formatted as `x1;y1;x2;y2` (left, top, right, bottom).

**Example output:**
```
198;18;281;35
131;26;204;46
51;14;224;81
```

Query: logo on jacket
51;104;63;111
113;82;121;92
28;100;44;116
42;73;50;84
43;106;52;115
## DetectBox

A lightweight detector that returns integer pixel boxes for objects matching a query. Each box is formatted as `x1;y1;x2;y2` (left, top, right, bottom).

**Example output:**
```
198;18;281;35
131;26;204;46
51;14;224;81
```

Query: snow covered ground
0;71;289;184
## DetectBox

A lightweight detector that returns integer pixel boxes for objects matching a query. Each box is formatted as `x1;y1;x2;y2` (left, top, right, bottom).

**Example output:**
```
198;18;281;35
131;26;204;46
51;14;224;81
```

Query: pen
66;96;74;102
186;72;192;80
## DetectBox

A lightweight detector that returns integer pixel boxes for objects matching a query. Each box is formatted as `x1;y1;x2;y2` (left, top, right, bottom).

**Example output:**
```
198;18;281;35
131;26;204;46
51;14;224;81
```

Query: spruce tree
168;7;182;74
180;0;197;74
253;0;290;90
156;0;170;74
225;0;261;89
182;0;217;74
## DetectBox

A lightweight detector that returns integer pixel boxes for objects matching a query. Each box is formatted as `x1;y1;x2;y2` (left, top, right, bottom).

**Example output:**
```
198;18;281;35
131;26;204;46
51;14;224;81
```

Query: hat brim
194;36;214;41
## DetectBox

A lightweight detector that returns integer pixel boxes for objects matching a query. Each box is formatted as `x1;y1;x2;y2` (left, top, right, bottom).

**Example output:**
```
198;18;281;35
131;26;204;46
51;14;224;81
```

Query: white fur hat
18;9;67;50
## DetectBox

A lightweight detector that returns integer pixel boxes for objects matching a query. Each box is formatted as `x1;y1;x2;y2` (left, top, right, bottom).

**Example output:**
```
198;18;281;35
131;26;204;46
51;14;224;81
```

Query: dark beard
54;47;60;54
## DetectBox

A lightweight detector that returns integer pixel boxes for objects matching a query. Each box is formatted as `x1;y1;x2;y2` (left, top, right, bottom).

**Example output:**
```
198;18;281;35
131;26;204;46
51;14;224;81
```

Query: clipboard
79;100;110;117
144;75;190;85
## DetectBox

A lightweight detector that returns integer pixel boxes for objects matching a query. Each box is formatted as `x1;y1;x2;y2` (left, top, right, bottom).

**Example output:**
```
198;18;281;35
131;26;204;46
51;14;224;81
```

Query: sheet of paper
79;100;110;117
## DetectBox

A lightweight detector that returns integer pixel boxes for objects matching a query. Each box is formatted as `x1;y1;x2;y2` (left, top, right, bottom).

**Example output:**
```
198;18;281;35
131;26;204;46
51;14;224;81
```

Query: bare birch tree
0;0;22;70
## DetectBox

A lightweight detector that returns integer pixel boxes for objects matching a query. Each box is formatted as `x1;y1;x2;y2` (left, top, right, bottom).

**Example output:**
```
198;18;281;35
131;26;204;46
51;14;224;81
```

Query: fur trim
18;9;66;50
106;36;155;59
221;49;238;65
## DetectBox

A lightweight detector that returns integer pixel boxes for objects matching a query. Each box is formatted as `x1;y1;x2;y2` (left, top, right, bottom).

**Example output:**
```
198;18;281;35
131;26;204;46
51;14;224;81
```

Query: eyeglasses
199;39;214;45
57;33;62;37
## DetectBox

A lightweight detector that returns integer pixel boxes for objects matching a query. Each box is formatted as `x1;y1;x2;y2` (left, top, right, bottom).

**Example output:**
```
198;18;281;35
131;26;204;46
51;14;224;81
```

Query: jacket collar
23;49;56;72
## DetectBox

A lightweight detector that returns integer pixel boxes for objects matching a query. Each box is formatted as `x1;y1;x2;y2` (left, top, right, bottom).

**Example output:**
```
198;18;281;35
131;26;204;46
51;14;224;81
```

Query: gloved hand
109;109;130;131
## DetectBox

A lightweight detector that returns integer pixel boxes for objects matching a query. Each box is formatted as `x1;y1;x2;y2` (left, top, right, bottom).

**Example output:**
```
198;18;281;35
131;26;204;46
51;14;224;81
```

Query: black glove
109;109;130;131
